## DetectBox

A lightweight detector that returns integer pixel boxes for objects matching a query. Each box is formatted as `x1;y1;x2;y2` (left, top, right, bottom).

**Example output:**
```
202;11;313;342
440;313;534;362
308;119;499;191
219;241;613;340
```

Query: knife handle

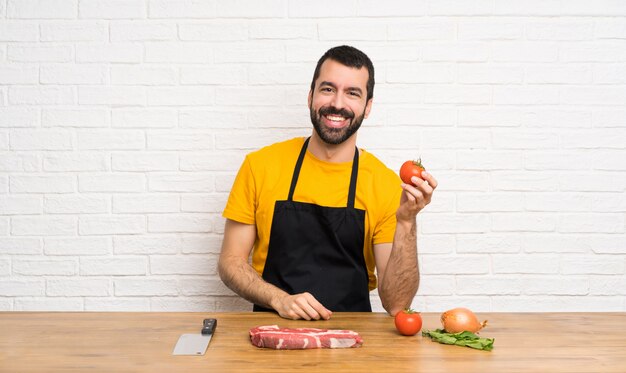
201;318;217;335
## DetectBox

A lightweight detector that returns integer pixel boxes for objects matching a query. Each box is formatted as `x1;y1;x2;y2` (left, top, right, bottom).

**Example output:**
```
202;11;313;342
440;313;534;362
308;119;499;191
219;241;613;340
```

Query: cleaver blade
172;333;212;356
172;318;217;356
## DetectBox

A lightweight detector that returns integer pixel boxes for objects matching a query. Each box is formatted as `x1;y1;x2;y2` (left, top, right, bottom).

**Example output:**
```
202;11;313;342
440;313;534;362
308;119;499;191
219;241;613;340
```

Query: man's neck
307;132;358;163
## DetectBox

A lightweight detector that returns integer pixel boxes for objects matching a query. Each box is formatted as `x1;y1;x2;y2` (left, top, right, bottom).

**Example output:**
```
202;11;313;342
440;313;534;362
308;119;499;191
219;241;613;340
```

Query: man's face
308;59;372;145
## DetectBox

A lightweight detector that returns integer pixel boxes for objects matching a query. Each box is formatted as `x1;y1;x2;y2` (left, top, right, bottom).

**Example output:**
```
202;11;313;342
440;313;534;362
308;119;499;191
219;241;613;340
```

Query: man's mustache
319;106;354;120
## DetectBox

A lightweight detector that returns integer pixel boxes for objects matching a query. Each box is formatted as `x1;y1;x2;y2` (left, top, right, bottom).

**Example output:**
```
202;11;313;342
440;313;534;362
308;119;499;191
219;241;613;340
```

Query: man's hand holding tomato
397;160;437;223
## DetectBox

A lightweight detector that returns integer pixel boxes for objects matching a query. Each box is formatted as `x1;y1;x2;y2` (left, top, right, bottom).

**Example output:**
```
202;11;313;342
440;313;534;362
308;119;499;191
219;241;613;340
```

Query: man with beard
218;46;437;320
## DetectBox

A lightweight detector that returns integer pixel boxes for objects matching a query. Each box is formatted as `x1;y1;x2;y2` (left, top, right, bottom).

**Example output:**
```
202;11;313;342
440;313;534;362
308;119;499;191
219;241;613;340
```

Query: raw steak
249;325;363;350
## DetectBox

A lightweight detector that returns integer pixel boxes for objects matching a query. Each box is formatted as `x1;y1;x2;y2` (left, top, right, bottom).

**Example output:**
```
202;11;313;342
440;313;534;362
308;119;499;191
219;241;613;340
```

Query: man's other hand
272;292;332;320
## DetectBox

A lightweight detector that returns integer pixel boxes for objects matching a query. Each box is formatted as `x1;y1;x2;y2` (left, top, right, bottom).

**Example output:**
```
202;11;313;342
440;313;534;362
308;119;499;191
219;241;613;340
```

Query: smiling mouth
323;114;348;128
326;114;346;122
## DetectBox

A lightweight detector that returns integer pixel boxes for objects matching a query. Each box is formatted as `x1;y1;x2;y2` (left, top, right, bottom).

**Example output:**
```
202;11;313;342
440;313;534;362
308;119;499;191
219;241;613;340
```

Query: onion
441;307;488;333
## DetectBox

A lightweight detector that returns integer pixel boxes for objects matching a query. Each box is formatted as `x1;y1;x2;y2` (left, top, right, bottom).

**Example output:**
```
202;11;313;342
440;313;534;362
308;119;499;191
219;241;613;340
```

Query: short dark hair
310;45;375;101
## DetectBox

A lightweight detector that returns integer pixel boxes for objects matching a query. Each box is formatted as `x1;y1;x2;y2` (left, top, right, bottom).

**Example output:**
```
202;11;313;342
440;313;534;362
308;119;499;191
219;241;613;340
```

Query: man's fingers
421;171;438;189
293;304;312;320
304;293;332;320
285;302;309;320
295;296;321;320
279;293;332;321
411;176;434;196
402;183;424;203
404;189;417;203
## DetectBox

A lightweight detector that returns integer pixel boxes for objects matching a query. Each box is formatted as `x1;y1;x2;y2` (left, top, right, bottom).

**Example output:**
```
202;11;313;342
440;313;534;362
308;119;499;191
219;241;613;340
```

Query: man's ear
307;90;312;109
364;98;373;119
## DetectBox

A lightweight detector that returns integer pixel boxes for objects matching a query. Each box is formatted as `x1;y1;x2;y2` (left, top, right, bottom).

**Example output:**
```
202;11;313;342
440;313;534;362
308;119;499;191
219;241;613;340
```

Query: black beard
310;105;365;145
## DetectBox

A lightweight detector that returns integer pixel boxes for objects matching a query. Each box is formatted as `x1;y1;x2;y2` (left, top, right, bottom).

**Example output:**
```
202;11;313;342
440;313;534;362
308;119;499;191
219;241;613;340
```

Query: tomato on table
394;309;423;336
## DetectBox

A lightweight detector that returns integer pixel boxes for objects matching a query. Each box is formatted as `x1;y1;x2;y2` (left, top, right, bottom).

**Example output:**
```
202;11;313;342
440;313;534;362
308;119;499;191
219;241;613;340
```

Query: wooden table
0;312;624;372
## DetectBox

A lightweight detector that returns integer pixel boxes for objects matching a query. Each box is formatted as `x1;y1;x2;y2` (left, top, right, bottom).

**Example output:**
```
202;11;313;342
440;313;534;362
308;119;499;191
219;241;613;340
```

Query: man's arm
374;171;437;316
218;219;332;320
374;221;418;316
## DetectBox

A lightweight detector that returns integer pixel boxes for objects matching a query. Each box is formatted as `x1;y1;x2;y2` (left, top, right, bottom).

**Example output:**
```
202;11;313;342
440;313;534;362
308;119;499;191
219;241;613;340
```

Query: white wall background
1;0;625;313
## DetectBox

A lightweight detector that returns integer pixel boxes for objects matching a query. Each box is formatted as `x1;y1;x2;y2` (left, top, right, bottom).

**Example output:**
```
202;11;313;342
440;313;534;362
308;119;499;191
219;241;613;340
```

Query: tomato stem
413;158;424;169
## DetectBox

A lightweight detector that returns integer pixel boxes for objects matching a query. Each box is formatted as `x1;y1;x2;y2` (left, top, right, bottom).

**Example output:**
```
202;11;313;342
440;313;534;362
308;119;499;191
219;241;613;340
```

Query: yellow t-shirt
223;137;402;291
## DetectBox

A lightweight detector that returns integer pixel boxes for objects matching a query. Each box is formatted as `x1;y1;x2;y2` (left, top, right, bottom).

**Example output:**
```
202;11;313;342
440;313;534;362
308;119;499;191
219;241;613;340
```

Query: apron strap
347;143;359;209
287;137;310;202
288;136;360;209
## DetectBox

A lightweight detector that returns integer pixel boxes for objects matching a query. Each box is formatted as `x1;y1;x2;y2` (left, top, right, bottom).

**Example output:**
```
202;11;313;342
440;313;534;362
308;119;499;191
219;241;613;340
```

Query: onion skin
441;307;488;334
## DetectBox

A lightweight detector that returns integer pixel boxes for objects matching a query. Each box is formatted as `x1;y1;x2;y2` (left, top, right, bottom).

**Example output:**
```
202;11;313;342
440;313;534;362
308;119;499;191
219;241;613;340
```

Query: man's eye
349;91;361;97
321;87;333;92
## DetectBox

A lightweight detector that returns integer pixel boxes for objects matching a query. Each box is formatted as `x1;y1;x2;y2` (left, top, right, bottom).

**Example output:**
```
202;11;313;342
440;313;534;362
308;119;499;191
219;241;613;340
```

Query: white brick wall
1;1;625;313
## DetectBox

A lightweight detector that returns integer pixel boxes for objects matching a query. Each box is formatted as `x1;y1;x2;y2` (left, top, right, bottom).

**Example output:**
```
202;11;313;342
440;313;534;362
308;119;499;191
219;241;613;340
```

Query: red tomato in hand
394;309;423;336
399;159;425;185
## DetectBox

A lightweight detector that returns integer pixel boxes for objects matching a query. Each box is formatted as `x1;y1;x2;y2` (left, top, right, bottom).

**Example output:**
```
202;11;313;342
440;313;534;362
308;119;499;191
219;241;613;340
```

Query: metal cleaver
172;318;217;356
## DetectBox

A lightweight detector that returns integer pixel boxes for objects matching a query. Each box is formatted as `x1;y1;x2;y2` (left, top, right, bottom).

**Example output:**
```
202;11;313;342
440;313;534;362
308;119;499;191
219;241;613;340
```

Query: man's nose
330;92;345;109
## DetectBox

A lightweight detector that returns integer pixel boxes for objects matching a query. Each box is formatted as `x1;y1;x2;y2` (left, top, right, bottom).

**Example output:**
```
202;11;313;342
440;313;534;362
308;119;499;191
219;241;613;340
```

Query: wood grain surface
0;312;624;372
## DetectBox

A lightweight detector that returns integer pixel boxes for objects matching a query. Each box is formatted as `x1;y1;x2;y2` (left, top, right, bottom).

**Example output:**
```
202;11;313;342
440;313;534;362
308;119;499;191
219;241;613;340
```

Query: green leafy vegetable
422;329;494;351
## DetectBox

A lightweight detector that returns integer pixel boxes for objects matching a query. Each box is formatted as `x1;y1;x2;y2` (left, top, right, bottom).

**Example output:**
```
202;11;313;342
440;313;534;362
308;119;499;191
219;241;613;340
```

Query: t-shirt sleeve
222;155;256;224
372;175;402;245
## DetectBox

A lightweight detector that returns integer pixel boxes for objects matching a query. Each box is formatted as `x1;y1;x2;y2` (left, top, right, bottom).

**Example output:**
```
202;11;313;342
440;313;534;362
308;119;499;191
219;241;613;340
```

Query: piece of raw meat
249;325;363;350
